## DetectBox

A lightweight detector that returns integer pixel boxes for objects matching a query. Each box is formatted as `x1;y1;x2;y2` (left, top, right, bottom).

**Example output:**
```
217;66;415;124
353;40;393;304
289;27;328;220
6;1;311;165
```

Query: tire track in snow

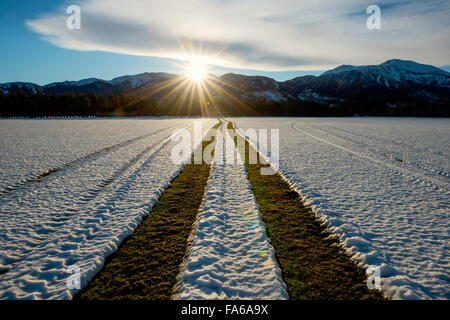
0;124;181;197
319;121;450;160
234;118;449;299
75;120;221;300
294;122;449;191
76;123;192;202
0;123;192;271
174;125;288;300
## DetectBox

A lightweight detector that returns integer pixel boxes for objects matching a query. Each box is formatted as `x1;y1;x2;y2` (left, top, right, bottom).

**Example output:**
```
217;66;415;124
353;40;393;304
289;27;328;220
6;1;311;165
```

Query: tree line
0;89;161;117
0;89;448;117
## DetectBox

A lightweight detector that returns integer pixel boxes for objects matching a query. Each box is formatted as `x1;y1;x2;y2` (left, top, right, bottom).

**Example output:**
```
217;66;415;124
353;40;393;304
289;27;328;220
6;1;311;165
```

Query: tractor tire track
0;124;191;271
0;124;181;197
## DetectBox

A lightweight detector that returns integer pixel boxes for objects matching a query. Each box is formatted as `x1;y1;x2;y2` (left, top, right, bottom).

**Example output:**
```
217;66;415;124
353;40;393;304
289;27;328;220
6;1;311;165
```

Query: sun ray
131;51;263;117
204;76;260;115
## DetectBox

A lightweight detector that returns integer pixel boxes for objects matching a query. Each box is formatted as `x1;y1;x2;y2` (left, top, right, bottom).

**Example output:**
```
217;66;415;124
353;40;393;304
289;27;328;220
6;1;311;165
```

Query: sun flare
185;62;208;83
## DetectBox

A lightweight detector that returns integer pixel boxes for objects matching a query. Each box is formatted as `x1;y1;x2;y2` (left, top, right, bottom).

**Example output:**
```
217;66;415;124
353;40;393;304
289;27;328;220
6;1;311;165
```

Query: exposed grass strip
75;122;221;300
228;121;384;300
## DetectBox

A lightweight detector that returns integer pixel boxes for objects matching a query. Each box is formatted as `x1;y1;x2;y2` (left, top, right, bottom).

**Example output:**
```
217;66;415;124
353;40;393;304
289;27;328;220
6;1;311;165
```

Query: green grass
75;122;221;300
228;121;384;300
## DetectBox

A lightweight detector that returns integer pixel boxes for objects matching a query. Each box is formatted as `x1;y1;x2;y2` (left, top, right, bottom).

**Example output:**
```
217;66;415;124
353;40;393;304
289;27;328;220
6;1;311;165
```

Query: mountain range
1;59;450;106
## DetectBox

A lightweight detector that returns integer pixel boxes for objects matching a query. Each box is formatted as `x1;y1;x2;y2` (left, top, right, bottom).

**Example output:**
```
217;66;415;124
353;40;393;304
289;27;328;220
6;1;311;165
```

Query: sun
185;62;208;83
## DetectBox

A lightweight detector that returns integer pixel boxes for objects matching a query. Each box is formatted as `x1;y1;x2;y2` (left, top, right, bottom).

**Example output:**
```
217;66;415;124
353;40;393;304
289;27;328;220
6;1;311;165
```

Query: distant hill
281;59;450;104
0;72;177;96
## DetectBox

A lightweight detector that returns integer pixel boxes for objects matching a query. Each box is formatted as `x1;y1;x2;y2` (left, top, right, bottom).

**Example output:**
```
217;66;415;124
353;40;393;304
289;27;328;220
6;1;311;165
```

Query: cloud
26;0;450;70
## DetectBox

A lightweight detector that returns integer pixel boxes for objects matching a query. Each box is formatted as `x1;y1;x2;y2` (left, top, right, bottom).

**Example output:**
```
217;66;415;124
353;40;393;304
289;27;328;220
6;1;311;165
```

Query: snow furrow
175;126;288;300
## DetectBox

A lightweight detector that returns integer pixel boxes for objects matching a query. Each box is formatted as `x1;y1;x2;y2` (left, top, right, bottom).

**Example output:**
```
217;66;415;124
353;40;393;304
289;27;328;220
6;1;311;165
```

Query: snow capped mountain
0;82;41;94
108;74;151;87
1;60;449;104
45;78;101;88
0;73;176;96
323;59;450;88
279;59;450;103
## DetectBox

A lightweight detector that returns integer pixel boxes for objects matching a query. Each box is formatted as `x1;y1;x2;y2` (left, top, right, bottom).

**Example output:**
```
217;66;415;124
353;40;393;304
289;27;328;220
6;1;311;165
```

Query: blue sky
0;0;181;84
0;0;323;84
1;0;449;84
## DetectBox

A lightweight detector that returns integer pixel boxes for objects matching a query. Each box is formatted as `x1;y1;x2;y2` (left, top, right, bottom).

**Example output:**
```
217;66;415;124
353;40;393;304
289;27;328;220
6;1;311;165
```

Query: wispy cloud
26;0;450;70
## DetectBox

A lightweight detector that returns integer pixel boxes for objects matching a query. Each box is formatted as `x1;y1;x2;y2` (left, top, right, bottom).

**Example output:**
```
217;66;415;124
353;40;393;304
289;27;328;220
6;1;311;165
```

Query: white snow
1;117;447;300
0;118;217;299
0;119;187;193
174;125;288;300
232;117;449;300
45;78;101;88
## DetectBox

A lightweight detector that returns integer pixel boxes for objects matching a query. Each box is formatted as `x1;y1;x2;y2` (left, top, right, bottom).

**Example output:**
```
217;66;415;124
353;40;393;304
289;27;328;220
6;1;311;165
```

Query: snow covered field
233;117;449;300
0;119;187;193
0;118;216;299
175;126;288;299
0;117;447;300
